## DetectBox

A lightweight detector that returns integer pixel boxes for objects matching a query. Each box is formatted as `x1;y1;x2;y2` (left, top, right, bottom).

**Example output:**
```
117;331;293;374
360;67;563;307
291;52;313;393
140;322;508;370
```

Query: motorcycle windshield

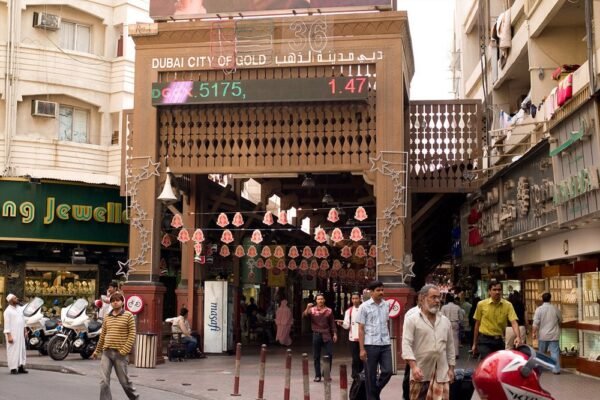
66;299;89;319
22;297;44;317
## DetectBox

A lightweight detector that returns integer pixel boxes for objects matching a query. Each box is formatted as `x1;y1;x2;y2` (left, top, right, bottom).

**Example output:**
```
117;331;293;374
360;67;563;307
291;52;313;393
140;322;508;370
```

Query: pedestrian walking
275;299;293;346
402;291;424;400
532;292;562;374
441;293;464;360
303;293;337;382
402;285;455;400
92;292;139;400
336;292;362;378
3;293;27;375
471;280;521;360
505;291;528;350
356;281;393;400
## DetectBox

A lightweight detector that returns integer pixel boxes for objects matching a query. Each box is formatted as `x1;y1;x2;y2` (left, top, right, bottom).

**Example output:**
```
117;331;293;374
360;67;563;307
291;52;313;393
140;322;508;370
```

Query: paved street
2;344;600;399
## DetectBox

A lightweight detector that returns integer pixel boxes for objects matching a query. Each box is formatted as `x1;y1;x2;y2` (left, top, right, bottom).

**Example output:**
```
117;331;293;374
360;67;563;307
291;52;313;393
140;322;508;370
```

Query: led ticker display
151;78;370;106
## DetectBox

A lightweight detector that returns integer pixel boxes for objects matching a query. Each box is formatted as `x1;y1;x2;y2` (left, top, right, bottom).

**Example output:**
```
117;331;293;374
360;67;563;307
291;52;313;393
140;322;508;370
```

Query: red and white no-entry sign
387;299;402;319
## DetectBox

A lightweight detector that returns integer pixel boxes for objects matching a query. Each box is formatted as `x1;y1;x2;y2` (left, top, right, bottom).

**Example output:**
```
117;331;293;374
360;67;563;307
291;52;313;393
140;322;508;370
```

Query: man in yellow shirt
471;280;521;359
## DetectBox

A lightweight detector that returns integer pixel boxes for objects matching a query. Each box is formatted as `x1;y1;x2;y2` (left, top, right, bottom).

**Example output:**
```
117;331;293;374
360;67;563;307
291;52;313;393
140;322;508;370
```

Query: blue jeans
181;336;198;356
364;345;393;400
538;340;560;373
312;333;333;378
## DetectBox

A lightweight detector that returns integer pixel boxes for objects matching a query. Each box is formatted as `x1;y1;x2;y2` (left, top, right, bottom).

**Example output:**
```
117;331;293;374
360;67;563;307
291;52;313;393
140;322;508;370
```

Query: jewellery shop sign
0;180;128;245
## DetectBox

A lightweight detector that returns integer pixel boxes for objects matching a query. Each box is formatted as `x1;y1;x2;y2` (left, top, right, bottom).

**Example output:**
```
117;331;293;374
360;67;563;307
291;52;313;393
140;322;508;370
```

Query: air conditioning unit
31;100;57;118
33;12;61;30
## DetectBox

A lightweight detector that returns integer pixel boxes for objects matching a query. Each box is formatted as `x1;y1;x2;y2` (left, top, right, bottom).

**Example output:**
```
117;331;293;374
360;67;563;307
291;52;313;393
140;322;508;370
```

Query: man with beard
3;293;28;375
356;281;393;400
402;285;455;400
471;279;520;360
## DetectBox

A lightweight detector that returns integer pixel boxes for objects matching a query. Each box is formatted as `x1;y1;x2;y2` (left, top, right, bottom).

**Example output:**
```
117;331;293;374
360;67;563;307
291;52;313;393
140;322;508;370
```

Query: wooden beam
412;194;445;231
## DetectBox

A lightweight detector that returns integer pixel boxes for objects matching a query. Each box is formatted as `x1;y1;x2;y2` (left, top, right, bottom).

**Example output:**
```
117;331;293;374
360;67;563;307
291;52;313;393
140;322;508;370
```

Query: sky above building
397;0;456;100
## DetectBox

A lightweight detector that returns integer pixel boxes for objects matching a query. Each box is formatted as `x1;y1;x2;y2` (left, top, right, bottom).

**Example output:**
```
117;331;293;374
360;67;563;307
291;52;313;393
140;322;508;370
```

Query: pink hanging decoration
330;228;344;243
314;246;324;259
288;260;298;270
330;269;339;278
299;260;309;270
261;246;272;258
320;260;330;270
216;212;230;228
309;269;317;277
272;267;281;276
366;257;376;269
256;258;265;269
194;243;203;255
369;245;377;258
250;229;263;244
161;234;172;248
221;229;234;244
341;246;353;258
314;228;327;244
247;246;258;257
347;269;356;279
278;211;288;225
177;229;191;243
354;207;368;222
310;260;319;270
350;227;363;242
219;245;230;257
170;214;184;229
192;229;205;243
273;246;285;258
232;212;244;227
265;259;273;270
235;245;245;258
262;211;274;226
321;247;330;258
302;246;314;259
277;260;286;270
327;208;340;223
318;270;328;279
332;260;342;270
339;269;347;279
355;245;367;258
288;246;300;258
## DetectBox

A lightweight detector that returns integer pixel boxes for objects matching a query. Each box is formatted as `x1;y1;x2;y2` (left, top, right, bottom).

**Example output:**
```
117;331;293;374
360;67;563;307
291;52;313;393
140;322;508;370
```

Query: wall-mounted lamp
157;167;178;204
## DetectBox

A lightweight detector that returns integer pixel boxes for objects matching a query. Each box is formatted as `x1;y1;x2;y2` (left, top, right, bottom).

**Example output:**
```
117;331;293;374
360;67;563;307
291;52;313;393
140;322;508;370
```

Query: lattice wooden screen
409;100;483;193
157;66;377;174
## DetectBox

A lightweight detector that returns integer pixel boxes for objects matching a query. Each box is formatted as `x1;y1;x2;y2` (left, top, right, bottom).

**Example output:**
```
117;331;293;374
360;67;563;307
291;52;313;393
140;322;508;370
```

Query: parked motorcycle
23;297;60;356
47;299;102;360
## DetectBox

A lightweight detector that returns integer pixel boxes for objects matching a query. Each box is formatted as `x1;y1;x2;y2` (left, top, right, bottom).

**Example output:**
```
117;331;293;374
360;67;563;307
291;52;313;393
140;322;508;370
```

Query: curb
0;360;84;376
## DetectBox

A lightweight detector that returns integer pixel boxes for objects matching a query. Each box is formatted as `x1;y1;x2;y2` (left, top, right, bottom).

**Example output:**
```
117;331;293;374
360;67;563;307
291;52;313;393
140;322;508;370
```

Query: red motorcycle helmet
473;345;556;400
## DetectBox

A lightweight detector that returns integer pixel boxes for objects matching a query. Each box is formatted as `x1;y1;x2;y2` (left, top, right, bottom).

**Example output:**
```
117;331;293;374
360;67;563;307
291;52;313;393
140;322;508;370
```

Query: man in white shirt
532;292;562;374
99;281;119;319
3;293;27;375
336;292;362;378
441;293;465;360
402;292;424;400
402;285;455;400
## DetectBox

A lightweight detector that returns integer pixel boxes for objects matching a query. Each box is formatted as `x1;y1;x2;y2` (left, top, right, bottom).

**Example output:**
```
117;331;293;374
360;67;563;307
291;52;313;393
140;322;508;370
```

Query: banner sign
150;1;393;21
204;281;228;353
0;180;128;245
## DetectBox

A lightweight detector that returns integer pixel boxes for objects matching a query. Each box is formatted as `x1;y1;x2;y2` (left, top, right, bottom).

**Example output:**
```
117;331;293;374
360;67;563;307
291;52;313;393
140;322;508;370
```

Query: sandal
314;377;321;382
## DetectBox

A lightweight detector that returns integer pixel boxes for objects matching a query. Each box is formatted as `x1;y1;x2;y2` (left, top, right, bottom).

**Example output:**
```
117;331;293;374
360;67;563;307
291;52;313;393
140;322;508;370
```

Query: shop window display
580;330;600;362
501;279;521;299
560;328;579;358
579;272;600;323
524;279;546;322
549;276;578;322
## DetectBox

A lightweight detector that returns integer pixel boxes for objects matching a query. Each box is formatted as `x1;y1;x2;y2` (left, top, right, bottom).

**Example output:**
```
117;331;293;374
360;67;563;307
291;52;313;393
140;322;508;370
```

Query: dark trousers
350;341;363;378
477;334;505;360
312;333;333;378
402;363;410;400
364;345;393;400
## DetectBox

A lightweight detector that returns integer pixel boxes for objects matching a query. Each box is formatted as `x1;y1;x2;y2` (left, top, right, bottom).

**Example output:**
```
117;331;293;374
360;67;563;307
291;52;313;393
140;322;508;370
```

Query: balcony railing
409;100;483;193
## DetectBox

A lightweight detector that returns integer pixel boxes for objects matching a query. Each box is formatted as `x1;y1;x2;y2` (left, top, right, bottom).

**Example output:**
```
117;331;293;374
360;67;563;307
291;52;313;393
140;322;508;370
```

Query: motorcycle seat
45;320;58;330
88;321;102;333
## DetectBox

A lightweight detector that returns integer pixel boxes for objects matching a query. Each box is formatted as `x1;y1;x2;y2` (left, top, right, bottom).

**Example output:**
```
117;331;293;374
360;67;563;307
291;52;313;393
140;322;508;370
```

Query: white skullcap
6;293;16;302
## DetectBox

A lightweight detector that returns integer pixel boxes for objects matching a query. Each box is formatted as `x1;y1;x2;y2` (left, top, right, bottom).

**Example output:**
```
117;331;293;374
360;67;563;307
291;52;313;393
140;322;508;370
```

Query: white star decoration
116;260;136;279
393;254;415;283
139;159;161;180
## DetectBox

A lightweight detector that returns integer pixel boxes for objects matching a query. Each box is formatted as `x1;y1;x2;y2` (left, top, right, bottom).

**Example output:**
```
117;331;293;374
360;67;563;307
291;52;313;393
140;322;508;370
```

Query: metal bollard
231;342;242;396
323;355;332;400
302;353;310;400
284;349;292;400
257;344;267;400
339;364;348;400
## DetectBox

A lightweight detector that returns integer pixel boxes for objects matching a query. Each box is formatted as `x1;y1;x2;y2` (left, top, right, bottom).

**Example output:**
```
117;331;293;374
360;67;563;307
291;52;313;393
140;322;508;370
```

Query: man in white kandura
3;293;28;375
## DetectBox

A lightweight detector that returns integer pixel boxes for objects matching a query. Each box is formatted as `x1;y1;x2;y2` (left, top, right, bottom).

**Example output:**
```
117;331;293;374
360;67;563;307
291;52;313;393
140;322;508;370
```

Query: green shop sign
0;180;128;245
553;166;600;206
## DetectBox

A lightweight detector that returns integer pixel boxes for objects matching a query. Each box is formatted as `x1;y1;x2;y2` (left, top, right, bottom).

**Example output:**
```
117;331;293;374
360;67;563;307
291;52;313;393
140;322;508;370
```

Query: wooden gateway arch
125;11;419;364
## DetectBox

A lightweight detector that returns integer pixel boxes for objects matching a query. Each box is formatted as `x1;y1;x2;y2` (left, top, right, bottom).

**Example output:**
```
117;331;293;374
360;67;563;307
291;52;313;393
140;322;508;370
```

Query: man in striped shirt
92;292;139;400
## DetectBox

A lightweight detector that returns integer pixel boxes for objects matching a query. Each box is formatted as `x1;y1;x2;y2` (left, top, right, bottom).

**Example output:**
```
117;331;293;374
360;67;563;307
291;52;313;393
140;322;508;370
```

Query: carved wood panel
157;66;377;173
